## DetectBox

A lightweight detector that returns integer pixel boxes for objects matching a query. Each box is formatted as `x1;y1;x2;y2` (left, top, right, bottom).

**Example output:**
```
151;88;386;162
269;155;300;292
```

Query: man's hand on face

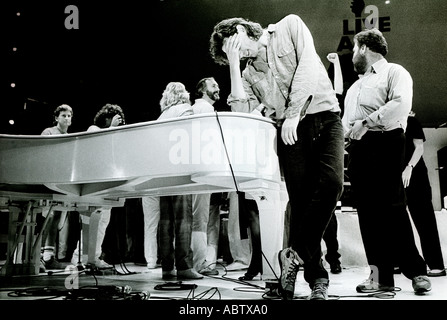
223;33;242;65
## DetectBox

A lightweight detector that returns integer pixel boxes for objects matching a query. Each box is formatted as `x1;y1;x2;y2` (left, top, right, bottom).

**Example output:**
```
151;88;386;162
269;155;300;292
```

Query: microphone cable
214;112;240;193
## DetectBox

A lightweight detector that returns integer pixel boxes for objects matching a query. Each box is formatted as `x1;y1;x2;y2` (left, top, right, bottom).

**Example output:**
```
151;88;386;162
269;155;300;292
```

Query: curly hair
354;28;388;57
93;103;125;128
53;104;73;125
209;17;264;66
159;82;191;112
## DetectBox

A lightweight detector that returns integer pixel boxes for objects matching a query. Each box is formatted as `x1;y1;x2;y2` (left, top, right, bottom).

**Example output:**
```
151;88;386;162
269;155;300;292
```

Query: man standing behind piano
71;104;125;269
40;104;74;271
209;14;345;300
190;77;222;276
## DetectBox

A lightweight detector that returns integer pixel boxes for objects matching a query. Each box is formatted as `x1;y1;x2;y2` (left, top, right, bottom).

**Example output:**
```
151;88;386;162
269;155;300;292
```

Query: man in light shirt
192;77;220;114
343;28;431;295
209;14;345;300
190;77;222;276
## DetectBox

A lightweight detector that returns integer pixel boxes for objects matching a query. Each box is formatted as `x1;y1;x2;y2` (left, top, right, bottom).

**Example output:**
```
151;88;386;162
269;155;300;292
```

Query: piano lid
0;112;281;199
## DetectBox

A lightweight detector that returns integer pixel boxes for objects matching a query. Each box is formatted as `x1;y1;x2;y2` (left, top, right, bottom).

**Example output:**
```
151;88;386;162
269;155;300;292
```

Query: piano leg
78;210;96;266
79;208;111;267
1;202;42;276
246;188;288;281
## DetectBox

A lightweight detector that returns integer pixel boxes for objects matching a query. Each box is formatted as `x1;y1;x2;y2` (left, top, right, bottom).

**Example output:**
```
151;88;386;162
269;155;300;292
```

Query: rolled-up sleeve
280;15;321;118
227;76;261;113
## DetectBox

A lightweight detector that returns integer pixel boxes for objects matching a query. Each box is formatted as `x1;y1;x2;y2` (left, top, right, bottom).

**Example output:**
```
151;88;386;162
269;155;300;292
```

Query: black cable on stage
4;284;150;301
152;281;222;300
6;287;68;300
186;286;221;300
154;282;198;291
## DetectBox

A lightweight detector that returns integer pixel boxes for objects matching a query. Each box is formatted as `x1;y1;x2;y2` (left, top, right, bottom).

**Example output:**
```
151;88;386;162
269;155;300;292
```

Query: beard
353;54;368;74
206;90;220;102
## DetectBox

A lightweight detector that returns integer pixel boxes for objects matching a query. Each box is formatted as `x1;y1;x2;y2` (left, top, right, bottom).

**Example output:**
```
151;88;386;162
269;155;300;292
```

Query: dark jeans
159;195;193;272
323;214;341;265
406;165;445;270
279;111;345;287
347;129;427;286
239;196;262;276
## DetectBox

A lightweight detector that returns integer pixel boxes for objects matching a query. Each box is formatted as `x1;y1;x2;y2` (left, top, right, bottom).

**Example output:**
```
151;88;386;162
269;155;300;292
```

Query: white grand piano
0;112;287;280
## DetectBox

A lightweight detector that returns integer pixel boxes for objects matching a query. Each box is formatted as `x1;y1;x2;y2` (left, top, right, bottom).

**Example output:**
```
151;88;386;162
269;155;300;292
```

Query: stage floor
1;261;446;301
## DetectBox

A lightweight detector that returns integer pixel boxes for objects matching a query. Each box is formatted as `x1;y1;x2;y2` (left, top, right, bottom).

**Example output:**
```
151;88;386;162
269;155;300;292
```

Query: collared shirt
342;58;413;133
192;98;215;114
227;14;340;123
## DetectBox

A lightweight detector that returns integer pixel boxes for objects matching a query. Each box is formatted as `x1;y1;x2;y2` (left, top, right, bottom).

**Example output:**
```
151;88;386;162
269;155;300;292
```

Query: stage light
9;120;15;125
10;83;16;88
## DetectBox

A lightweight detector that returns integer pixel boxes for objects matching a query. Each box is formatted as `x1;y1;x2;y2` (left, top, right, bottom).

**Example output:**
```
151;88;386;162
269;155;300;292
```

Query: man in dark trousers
209;14;345;300
343;28;431;295
402;112;446;277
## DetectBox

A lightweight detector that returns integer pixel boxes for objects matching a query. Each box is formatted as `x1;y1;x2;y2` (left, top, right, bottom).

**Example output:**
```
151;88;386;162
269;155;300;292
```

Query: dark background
2;0;446;134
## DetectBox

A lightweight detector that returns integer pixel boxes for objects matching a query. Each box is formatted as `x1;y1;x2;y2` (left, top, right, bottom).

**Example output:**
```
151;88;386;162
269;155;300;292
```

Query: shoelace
311;283;327;298
285;256;300;286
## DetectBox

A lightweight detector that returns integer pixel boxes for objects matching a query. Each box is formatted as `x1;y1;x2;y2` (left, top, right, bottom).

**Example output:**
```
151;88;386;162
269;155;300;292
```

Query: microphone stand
76;213;84;271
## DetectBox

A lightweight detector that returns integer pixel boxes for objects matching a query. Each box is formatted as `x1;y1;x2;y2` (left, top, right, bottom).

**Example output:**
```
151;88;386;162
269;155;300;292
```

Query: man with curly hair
88;103;125;131
209;14;344;300
71;104;126;270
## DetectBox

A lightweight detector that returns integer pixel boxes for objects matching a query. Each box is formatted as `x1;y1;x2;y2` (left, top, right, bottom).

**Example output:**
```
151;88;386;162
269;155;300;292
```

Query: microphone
436;122;447;129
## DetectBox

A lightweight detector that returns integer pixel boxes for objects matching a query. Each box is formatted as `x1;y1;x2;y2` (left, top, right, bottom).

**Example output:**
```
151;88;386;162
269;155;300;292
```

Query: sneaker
198;266;219;276
44;256;64;269
356;279;395;293
412;275;431;294
177;268;204;280
309;280;329;300
278;248;303;300
162;269;176;280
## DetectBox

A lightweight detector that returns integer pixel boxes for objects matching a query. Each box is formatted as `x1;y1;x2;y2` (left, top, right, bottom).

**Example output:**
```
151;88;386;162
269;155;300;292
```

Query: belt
364;128;403;136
